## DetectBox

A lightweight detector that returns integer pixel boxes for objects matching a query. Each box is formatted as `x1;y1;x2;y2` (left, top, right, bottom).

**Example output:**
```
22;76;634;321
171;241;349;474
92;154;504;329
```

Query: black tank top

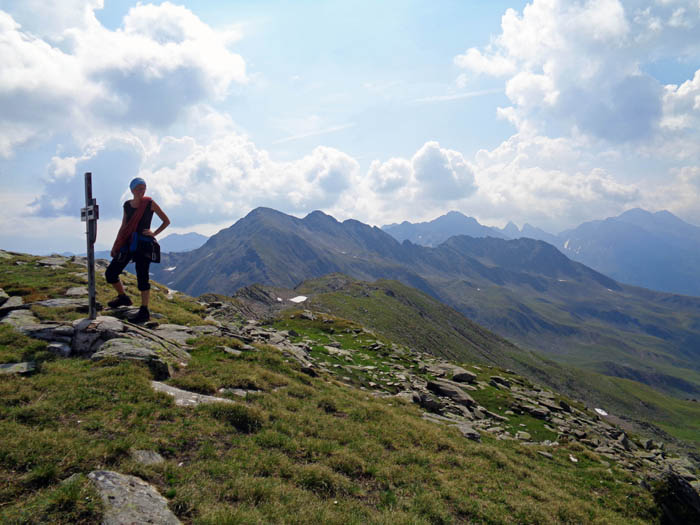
124;200;154;233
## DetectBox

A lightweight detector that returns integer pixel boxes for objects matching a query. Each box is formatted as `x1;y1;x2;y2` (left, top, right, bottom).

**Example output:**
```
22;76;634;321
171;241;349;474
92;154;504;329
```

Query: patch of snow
289;295;307;303
564;239;570;250
594;408;608;416
276;297;282;302
607;288;613;292
568;454;578;463
164;266;177;271
558;279;567;282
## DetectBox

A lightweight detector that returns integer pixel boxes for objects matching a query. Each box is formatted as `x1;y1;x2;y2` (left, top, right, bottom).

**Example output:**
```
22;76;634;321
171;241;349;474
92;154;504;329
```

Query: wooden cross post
80;172;99;320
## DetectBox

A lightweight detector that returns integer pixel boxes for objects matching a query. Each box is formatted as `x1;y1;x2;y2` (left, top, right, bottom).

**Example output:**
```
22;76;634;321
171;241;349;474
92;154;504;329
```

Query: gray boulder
154;324;194;345
0;295;25;314
451;366;477;384
130;449;165;466
47;342;72;357
72;316;126;355
38;257;67;267
413;392;446;413
0;288;9;306
65;286;88;296
92;338;170;380
490;376;512;388
427;380;476;407
88;470;181;525
35;298;88;309
651;470;700;525
455;423;481;442
0;362;36;375
17;322;74;345
1;309;40;329
151;381;235;407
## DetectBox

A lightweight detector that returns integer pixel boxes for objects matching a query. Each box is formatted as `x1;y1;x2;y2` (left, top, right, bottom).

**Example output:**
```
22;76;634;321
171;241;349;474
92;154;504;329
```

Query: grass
0;253;208;326
287;276;700;455
0;250;682;523
0;329;661;523
0;325;54;365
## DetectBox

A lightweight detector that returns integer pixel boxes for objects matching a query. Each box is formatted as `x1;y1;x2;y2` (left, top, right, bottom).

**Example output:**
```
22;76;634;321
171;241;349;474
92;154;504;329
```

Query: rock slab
0;362;36;375
455;423;481;442
88;470;181;525
92;338;170;380
151;381;234;407
427;380;476;407
130;449;165;466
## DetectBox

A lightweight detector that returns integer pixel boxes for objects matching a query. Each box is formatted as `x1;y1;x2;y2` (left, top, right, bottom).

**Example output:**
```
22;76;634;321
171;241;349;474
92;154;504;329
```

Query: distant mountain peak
502;221;521;238
304;209;336;221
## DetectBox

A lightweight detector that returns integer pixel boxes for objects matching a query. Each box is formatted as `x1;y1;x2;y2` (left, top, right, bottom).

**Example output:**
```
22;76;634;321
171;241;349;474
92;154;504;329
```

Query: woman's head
129;177;146;196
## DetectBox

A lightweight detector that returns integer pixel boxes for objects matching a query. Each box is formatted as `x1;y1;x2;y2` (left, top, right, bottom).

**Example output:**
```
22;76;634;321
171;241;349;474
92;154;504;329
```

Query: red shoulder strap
111;197;152;254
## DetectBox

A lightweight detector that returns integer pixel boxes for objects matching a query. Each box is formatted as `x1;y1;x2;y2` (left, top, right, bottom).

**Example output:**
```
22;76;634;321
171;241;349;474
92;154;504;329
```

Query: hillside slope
152;208;700;399
2;250;700;523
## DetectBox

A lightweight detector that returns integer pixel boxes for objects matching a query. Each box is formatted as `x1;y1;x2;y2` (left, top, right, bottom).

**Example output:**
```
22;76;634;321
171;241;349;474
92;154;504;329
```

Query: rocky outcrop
651;470;700;525
427;380;476;407
88;470;181;525
92;338;171;380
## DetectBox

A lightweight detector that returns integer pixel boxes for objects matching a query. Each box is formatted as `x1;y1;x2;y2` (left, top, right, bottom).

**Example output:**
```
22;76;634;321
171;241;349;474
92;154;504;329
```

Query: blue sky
0;0;699;254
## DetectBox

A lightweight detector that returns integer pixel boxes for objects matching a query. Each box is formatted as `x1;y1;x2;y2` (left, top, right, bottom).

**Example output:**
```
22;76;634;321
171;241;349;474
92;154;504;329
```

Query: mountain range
158;231;209;253
152;207;700;401
383;208;700;297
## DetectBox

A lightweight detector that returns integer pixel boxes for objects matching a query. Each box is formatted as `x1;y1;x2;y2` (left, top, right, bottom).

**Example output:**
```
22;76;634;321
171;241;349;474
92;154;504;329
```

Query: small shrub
328;451;366;478
294;463;347;496
286;385;314;399
25;463;58;488
317;398;337;413
202;403;265;433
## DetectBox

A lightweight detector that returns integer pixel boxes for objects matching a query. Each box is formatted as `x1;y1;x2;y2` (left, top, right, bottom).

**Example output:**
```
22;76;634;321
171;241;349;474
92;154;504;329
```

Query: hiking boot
130;306;150;323
107;294;132;308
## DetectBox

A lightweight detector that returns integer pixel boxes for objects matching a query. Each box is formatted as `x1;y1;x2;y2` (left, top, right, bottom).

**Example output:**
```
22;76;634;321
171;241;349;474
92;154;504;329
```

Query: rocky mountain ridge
150;207;700;401
384;208;700;296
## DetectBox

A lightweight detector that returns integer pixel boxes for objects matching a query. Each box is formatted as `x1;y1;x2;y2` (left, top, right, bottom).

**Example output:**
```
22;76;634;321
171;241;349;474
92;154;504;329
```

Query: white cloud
448;0;700;230
468;132;642;229
661;69;700;130
0;0;103;40
0;3;246;157
452;0;700;143
35;129;360;228
412;142;477;200
453;48;515;76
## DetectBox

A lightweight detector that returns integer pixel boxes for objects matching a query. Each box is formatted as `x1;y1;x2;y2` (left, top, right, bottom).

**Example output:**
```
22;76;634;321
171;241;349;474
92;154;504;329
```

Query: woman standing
105;177;170;323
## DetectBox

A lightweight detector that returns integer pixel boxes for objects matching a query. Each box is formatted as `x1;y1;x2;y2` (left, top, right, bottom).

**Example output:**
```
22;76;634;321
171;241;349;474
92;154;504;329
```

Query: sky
1;0;699;254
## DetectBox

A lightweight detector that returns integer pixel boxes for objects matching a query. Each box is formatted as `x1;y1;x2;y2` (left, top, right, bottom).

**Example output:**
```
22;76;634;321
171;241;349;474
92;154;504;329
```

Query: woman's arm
142;201;170;238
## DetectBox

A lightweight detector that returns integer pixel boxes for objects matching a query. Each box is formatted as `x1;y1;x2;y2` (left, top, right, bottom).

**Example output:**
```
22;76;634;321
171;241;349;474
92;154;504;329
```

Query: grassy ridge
296;275;534;366
293;275;700;452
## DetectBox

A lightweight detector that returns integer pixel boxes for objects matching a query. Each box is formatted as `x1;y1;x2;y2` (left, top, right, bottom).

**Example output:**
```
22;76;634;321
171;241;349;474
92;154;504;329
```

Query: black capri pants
105;251;151;291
